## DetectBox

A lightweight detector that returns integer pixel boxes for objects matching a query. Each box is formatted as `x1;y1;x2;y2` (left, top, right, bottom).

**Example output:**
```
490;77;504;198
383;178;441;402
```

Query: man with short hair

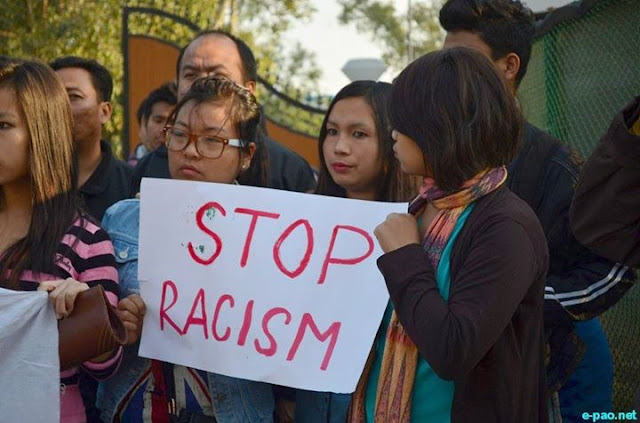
50;56;132;221
50;56;132;423
439;1;635;421
129;81;177;166
130;30;316;195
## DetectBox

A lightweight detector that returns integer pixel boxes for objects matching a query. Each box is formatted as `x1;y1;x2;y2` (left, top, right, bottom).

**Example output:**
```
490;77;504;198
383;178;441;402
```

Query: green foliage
2;0;123;153
257;40;325;137
1;0;322;155
338;0;445;71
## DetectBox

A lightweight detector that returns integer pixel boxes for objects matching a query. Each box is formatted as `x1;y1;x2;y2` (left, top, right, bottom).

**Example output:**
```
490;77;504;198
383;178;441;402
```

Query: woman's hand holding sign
374;213;421;253
117;294;146;345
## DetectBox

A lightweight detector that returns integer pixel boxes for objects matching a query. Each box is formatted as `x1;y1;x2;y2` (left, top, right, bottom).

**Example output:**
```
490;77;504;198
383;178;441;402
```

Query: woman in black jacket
351;47;549;422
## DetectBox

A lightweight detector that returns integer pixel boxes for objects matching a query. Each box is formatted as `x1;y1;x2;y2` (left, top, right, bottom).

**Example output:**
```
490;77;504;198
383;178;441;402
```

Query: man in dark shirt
439;1;635;421
51;56;132;423
51;57;132;221
130;30;316;195
129;82;177;167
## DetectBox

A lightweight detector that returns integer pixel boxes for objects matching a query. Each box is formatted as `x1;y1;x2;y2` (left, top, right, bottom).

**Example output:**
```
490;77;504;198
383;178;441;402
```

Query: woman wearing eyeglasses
96;76;274;423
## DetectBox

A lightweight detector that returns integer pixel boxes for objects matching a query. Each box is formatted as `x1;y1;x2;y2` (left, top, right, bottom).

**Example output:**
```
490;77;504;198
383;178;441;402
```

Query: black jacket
507;123;635;390
380;187;549;423
571;96;640;267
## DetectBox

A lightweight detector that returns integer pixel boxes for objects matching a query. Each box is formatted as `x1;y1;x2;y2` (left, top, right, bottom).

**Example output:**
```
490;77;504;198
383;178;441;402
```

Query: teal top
365;204;475;422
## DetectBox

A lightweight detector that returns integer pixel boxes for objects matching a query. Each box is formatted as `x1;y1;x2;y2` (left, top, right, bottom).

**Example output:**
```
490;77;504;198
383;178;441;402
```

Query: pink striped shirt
15;217;122;423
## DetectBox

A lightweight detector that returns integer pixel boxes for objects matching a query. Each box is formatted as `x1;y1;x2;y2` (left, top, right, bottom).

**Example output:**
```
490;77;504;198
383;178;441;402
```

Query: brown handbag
57;284;128;370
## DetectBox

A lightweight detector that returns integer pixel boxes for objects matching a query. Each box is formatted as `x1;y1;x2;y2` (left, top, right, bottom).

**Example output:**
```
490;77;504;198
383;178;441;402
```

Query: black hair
439;0;535;85
316;80;417;202
390;47;522;191
137;81;178;125
49;56;114;102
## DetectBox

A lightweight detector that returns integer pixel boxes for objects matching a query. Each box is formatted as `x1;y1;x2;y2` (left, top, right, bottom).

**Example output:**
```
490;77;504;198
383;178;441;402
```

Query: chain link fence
518;0;640;410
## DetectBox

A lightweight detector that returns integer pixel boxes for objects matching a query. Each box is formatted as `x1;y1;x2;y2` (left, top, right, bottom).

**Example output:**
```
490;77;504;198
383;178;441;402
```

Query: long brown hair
316;81;417;202
0;60;80;289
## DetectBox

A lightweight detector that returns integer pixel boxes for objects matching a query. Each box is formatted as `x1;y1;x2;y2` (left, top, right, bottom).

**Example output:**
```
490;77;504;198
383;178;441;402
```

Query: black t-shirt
79;140;133;221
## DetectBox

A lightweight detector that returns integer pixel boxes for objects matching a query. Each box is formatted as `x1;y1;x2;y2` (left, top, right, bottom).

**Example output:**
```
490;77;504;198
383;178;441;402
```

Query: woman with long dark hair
354;47;549;422
315;80;416;203
0;60;121;422
293;80;417;423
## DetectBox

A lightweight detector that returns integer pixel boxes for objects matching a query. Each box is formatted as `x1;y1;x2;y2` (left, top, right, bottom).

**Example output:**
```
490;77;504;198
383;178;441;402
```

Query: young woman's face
391;129;427;177
167;100;254;184
322;96;382;200
0;86;29;188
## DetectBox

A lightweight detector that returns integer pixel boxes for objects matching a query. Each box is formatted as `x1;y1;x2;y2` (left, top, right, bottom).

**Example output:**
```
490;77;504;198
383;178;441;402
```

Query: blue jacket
96;199;275;422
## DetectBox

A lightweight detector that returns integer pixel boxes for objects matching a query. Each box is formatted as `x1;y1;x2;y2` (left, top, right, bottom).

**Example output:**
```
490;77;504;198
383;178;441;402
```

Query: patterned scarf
349;166;508;423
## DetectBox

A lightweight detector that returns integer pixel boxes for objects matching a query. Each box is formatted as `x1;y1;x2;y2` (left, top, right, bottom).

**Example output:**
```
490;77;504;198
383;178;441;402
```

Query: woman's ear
241;142;256;171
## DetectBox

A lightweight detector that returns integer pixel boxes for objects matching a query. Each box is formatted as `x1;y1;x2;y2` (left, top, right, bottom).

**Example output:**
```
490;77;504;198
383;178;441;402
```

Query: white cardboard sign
0;289;59;422
138;178;405;393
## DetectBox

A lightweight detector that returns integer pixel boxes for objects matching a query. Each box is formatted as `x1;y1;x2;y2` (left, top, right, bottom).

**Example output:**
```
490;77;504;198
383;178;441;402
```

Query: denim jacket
96;199;274;422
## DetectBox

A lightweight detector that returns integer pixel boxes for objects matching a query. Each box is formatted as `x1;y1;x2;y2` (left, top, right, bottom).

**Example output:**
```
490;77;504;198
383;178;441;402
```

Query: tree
258;40;326;137
1;1;124;151
338;0;444;72
1;0;322;155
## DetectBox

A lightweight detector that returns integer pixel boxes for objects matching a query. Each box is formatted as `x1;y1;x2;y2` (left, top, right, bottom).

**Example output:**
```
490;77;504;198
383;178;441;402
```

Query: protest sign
138;178;405;393
0;289;59;422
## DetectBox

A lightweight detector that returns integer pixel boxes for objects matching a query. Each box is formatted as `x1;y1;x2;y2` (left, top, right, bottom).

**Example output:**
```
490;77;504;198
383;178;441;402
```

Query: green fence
518;0;640;411
519;0;640;158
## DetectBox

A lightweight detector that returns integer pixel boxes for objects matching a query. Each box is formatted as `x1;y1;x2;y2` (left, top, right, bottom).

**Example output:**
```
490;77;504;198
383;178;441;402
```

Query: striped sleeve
66;218;123;378
539;145;636;321
58;218;120;305
544;262;635;320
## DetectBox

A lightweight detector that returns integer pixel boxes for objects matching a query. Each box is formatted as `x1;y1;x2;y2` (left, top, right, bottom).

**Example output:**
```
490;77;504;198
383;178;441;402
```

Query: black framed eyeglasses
163;125;244;159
